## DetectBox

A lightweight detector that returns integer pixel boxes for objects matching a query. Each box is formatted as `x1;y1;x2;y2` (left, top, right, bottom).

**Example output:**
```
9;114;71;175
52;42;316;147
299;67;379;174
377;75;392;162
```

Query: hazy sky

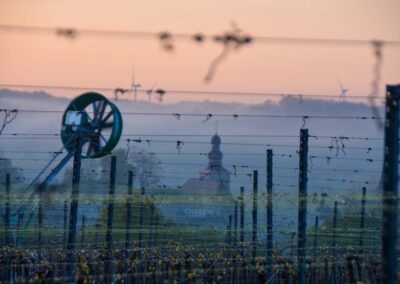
0;0;399;103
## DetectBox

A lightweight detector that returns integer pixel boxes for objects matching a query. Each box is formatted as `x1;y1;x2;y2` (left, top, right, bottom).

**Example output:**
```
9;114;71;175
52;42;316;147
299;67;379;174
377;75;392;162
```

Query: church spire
208;133;223;167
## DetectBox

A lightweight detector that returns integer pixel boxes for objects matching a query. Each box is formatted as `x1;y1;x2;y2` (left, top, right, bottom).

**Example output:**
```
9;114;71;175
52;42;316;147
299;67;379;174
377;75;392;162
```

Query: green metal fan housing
61;92;123;159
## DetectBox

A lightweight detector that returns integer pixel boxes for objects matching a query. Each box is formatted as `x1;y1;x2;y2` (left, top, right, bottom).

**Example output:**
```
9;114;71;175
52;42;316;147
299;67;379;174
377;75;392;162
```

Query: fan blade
92;101;98;115
83;110;93;123
100;122;113;129
100;134;108;144
98;100;107;121
101;111;113;124
86;141;93;155
93;100;107;126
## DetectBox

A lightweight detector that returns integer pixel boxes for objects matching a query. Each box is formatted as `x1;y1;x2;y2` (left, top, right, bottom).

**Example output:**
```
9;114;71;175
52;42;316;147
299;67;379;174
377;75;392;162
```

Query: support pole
266;149;273;282
234;200;238;245
66;135;83;282
332;201;338;249
313;216;319;263
63;200;67;247
382;84;400;284
227;214;233;245
125;170;134;252
105;156;117;284
240;187;245;258
153;212;158;247
137;186;145;284
359;187;366;250
297;128;308;284
5;174;10;245
38;189;43;249
138;187;145;249
16;213;23;248
148;202;155;247
4;175;11;284
251;170;258;284
81;215;86;244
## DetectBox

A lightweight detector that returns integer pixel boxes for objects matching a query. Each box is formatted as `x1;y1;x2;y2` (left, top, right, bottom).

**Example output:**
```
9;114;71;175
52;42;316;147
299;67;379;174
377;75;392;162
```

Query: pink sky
0;0;399;103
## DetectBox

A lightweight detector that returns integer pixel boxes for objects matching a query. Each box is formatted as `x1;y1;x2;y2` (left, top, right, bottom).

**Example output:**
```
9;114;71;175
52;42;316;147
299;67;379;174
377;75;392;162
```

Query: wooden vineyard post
382;84;400;284
359;187;366;250
137;186;146;284
313;216;319;262
239;186;245;282
81;215;86;244
66;135;83;282
5;174;10;245
125;170;134;252
226;214;233;245
63;200;68;247
332;201;338;249
105;156;117;284
251;170;258;284
297;128;308;284
38;188;43;249
234;200;238;245
240;186;245;257
266;149;273;282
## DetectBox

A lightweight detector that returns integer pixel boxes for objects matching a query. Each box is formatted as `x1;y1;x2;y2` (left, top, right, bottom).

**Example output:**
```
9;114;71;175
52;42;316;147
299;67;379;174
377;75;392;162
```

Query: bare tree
127;146;163;188
99;147;162;188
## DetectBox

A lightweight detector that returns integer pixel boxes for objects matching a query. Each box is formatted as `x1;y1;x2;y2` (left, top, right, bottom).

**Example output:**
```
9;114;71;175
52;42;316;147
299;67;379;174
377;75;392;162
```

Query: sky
0;0;399;103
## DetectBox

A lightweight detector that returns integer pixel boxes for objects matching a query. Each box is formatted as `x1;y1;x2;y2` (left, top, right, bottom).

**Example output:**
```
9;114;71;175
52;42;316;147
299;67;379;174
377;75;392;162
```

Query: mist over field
0;89;384;228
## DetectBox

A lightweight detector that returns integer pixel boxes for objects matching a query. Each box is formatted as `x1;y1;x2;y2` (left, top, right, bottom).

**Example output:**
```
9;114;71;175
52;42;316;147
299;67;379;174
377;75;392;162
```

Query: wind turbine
337;79;349;102
146;82;157;102
131;66;141;101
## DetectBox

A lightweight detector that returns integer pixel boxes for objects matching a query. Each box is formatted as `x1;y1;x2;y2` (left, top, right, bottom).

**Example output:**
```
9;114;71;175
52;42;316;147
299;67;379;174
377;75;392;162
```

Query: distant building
181;134;231;195
160;134;234;226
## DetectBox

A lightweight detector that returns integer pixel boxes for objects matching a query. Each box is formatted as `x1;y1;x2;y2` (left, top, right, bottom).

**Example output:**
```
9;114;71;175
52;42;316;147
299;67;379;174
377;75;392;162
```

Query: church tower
181;133;231;195
199;134;231;192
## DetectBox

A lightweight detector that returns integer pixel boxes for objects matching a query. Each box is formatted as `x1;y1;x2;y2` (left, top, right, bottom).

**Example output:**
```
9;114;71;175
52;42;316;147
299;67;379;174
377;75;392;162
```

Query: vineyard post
105;156;117;284
149;202;155;247
138;187;145;248
125;170;134;252
332;201;338;249
239;187;245;257
137;186;145;284
227;214;233;245
16;213;23;248
382;84;400;284
313;216;319;263
5;174;10;245
251;170;258;284
234;200;238;245
233;203;238;283
359;187;366;250
297;128;308;284
290;232;296;257
63;200;67;247
153;211;158;247
239;187;245;282
3;175;11;284
38;188;43;249
95;223;100;248
266;149;273;282
66;135;83;281
81;215;86;244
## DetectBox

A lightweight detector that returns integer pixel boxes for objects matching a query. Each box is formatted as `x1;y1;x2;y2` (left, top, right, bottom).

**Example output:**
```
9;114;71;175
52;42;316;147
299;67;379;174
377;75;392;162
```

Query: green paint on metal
61;92;123;159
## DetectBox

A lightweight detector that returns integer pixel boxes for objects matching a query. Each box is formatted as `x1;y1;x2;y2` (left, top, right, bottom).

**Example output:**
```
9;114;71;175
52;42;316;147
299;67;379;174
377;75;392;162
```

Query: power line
0;132;385;140
0;108;383;120
1;24;400;46
0;83;383;100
